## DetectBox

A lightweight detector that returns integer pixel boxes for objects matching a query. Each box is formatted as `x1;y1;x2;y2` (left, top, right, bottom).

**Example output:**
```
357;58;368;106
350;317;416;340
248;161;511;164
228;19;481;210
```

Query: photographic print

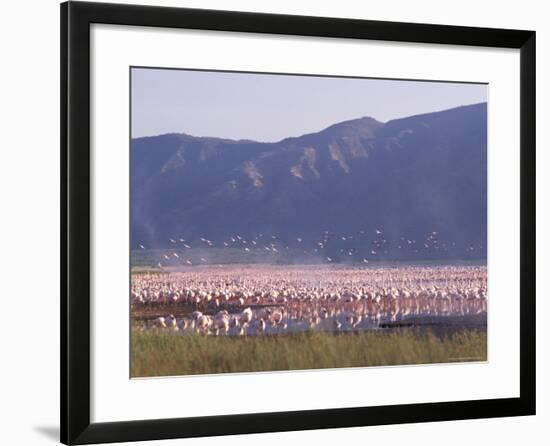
130;68;488;378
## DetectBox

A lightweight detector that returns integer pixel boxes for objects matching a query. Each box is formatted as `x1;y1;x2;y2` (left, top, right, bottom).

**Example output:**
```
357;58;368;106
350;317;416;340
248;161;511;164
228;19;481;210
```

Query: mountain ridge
131;102;487;261
132;102;486;145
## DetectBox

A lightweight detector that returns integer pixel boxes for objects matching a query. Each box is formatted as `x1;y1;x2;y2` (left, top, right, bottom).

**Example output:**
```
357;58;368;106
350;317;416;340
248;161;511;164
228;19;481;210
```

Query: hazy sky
131;67;487;142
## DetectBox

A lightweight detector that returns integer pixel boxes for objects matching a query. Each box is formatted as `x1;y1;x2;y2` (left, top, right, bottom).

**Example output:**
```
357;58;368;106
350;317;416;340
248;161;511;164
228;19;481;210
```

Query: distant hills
131;102;487;261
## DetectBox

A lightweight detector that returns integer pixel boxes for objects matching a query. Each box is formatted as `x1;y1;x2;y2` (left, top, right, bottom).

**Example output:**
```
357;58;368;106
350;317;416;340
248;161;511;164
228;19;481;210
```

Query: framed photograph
61;1;536;444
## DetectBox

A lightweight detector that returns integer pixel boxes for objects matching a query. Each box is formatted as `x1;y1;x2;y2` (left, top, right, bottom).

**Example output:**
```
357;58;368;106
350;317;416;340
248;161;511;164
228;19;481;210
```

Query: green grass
131;328;487;377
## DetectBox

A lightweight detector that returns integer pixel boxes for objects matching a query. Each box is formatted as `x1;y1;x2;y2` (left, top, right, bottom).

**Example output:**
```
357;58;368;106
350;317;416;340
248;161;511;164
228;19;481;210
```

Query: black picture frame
61;1;536;444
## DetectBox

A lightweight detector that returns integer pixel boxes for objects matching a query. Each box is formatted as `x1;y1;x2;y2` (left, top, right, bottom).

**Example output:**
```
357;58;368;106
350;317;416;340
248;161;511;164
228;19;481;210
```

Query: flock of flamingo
135;228;484;268
131;265;487;336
